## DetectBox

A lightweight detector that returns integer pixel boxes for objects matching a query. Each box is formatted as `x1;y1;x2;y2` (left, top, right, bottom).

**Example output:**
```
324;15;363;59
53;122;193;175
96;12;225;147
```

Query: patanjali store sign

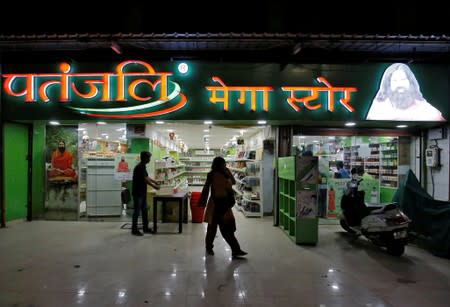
2;60;357;118
1;60;447;122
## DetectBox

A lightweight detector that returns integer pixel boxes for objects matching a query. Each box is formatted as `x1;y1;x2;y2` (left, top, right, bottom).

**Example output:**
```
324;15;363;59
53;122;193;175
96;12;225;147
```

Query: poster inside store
45;126;79;210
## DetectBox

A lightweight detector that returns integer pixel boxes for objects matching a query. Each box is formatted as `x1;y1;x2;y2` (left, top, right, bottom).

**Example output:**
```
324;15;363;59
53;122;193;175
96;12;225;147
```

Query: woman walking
199;157;247;258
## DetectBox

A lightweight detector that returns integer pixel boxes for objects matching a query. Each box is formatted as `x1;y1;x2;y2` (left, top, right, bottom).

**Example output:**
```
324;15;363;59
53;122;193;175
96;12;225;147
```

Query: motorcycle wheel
386;242;405;256
340;219;356;234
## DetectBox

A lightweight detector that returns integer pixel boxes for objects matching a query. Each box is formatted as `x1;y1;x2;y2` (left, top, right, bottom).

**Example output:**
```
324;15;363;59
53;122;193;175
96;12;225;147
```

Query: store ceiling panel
151;122;263;149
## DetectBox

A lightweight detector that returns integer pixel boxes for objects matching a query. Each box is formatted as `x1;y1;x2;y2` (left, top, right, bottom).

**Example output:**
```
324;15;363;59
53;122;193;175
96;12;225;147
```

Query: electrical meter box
425;147;440;167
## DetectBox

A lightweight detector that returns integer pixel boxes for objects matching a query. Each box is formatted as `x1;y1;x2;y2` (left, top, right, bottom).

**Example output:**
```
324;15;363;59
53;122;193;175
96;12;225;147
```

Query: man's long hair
375;63;424;102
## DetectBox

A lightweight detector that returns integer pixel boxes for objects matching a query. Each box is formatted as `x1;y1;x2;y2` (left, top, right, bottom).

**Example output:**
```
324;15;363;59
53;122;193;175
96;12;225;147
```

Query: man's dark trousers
132;195;149;231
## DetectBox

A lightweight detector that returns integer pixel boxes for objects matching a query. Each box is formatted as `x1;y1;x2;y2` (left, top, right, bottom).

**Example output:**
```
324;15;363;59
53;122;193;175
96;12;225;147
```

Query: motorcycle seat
366;205;383;212
369;202;399;214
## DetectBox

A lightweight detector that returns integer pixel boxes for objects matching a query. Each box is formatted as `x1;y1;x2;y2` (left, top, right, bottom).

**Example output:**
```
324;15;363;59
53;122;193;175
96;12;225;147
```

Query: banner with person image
45;126;79;210
114;153;140;181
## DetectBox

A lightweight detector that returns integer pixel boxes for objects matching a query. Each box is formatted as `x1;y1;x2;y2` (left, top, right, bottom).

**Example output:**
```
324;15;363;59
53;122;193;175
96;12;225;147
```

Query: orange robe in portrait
48;150;77;181
117;161;129;172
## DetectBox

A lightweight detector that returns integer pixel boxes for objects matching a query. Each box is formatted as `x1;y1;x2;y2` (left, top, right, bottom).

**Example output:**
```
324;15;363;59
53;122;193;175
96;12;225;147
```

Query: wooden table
153;191;188;233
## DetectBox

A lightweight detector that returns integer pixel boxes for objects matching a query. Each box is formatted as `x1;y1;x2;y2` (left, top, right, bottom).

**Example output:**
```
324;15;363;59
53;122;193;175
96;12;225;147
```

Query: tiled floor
0;212;449;307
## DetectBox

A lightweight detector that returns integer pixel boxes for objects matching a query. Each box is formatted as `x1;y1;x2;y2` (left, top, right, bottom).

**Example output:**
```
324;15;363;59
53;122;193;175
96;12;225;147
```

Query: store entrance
69;121;274;222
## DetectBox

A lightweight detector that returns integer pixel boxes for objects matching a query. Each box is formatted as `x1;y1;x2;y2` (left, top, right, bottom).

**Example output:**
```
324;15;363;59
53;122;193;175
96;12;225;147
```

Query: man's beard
389;89;415;109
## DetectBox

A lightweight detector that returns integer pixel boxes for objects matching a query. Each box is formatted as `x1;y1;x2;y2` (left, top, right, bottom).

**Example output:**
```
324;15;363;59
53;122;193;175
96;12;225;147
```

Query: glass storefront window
45;125;79;219
292;135;415;219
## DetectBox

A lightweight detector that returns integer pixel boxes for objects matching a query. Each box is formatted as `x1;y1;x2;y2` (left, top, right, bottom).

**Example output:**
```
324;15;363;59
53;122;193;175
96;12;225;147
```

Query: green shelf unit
380;186;397;203
278;156;319;245
278;157;296;181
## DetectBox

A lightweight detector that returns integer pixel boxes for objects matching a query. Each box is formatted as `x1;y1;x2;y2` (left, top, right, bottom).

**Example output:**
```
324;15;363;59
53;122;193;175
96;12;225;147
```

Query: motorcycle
339;176;410;256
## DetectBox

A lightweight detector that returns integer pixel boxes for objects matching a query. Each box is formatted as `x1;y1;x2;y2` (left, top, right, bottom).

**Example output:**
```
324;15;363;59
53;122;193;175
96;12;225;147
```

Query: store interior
292;134;416;219
46;121;273;222
44;122;416;227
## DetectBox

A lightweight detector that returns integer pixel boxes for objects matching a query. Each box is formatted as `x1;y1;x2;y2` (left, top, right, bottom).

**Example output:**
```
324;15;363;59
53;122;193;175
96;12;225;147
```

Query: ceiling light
345;122;356;127
257;120;267;125
204;120;213;125
97;122;106;125
156;121;165;124
49;121;60;125
396;124;408;128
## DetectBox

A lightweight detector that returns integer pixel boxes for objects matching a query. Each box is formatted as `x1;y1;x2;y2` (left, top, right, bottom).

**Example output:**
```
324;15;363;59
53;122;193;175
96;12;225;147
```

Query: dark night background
1;1;449;35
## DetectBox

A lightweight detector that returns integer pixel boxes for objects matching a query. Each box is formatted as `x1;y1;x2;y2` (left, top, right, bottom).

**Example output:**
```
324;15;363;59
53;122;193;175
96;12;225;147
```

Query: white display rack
180;153;213;186
229;159;263;218
85;157;122;216
153;160;187;190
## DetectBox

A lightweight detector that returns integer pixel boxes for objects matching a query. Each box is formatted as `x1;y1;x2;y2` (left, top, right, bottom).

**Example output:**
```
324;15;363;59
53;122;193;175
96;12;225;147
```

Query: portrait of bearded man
366;63;445;121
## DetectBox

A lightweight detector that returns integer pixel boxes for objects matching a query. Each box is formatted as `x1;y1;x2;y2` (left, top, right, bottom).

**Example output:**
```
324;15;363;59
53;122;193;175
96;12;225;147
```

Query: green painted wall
152;145;164;160
32;122;46;218
129;138;149;154
4;123;28;221
155;146;160;160
343;137;352;147
169;151;179;161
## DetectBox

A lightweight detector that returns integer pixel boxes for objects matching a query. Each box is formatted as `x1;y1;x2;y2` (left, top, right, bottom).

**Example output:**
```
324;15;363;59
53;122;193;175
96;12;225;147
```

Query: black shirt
132;162;148;196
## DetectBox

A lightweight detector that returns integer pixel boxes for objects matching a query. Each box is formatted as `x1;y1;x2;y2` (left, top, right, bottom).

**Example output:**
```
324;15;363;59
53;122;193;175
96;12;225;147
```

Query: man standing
132;151;160;236
336;161;350;178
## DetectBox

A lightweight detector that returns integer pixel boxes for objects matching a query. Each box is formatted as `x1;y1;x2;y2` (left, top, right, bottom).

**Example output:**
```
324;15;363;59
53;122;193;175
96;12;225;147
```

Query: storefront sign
1;61;448;122
2;61;188;118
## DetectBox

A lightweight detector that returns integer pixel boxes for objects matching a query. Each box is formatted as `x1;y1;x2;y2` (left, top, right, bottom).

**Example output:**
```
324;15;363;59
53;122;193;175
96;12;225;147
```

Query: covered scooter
339;170;410;256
